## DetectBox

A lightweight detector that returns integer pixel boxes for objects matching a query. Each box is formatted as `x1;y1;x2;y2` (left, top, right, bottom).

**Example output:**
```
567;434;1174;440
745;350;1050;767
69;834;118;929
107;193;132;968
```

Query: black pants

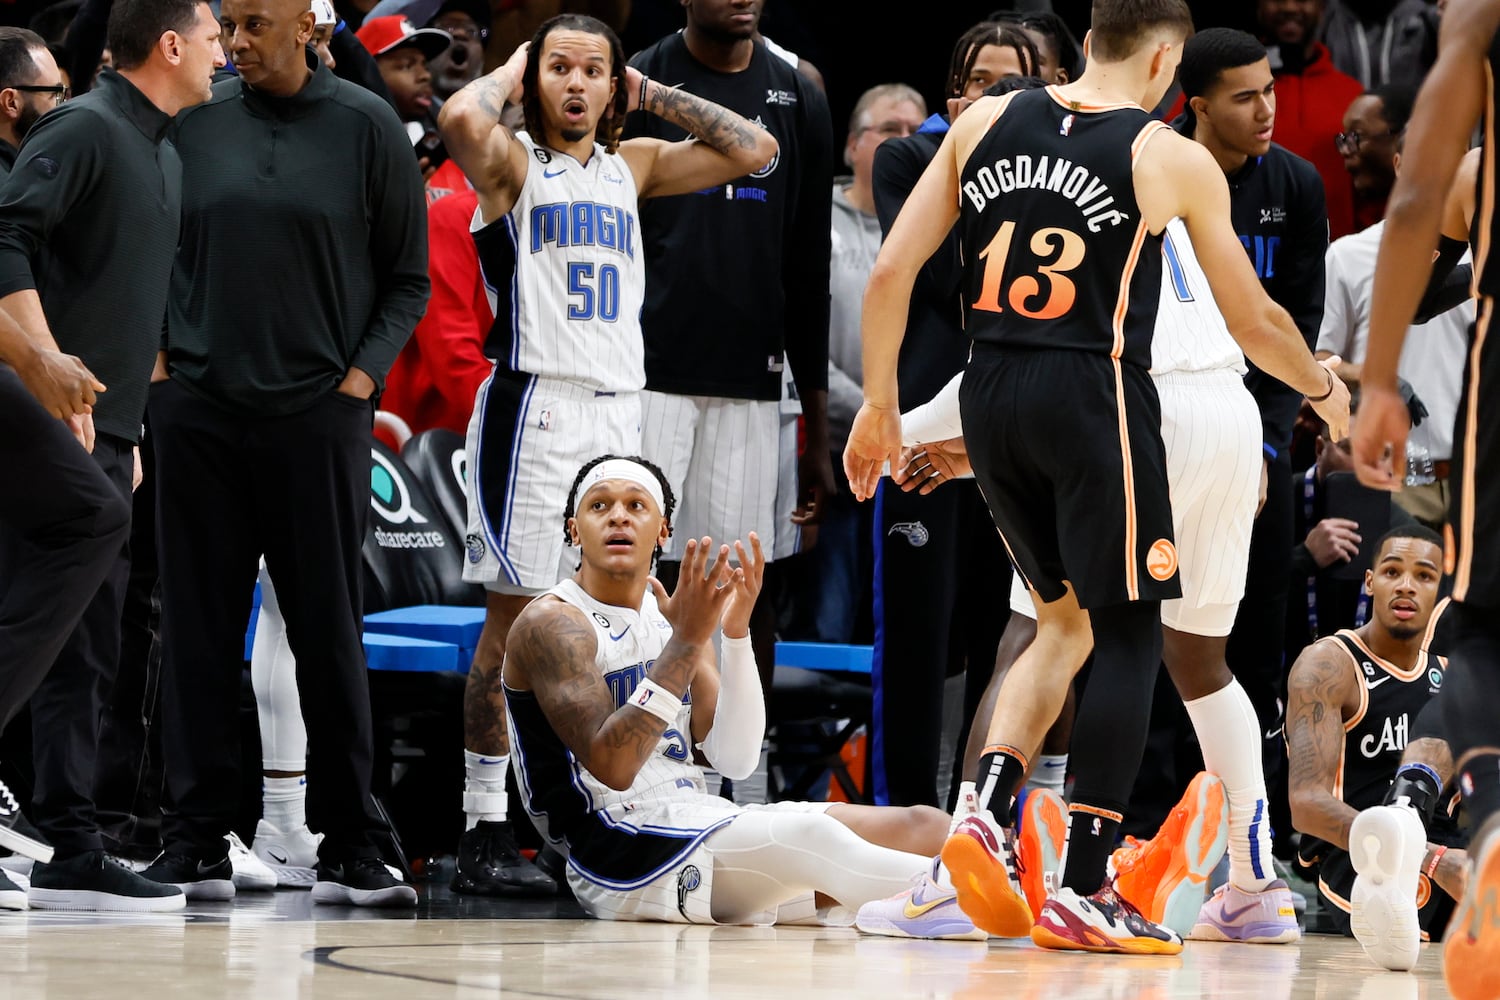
870;478;1006;807
0;366;131;746
95;421;165;859
25;431;134;856
150;380;383;861
1225;450;1295;852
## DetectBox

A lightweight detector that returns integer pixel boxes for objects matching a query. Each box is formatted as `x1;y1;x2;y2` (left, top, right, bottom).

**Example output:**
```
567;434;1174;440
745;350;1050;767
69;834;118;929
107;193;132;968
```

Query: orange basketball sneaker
941;813;1034;938
1110;771;1229;936
1444;819;1500;1000
1018;788;1068;918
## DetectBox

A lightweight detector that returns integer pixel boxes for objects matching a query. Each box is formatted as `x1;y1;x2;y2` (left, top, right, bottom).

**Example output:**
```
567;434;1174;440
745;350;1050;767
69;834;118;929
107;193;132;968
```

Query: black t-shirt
624;36;832;401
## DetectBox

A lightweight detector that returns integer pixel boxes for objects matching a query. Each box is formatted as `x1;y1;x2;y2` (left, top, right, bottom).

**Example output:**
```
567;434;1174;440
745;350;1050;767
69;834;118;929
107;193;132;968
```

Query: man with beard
0;28;65;175
1286;525;1468;967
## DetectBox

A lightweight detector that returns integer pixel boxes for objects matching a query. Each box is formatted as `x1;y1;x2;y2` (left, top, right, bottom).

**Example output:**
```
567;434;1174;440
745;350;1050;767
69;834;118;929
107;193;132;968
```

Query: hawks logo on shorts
1147;538;1178;582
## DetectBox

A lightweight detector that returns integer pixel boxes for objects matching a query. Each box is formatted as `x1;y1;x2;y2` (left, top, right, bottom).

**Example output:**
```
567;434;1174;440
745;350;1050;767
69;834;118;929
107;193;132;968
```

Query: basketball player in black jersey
1349;0;1500;994
845;0;1348;954
1287;526;1468;964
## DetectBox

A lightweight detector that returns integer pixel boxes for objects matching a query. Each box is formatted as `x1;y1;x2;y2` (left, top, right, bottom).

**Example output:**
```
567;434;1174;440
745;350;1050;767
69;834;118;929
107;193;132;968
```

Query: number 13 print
973;221;1087;320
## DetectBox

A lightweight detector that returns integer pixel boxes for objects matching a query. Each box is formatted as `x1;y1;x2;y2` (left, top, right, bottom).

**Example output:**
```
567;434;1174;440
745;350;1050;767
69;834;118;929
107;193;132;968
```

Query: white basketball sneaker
227;832;278;891
1349;803;1427;971
252;820;322;889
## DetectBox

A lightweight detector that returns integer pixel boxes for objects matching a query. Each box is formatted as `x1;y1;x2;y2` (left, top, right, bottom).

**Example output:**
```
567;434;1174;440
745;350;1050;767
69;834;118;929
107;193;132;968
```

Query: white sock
263;775;307;832
1184;682;1275;892
949;780;980;836
1025;754;1069;796
464;749;509;830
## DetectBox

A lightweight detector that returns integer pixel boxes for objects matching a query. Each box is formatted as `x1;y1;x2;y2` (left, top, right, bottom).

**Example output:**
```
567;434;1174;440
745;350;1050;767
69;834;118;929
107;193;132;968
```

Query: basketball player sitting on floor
501;454;946;924
1286;525;1469;970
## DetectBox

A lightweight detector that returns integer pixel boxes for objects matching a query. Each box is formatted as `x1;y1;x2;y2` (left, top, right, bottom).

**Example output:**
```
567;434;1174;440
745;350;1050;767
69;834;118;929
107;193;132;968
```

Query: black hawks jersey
1296;629;1456;933
959;87;1168;370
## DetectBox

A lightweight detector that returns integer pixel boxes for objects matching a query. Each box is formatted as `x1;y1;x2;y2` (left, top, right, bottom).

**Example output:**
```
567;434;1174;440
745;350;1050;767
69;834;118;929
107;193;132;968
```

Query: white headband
577;459;666;515
310;0;336;27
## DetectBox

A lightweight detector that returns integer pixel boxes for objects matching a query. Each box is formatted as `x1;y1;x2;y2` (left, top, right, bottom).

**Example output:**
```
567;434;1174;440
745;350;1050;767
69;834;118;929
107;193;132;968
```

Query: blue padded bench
364;632;462;673
773;641;873;675
363;605;487;674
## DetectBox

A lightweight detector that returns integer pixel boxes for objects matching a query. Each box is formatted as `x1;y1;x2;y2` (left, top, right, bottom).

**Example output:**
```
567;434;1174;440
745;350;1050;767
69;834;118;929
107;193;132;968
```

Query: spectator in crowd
356;14;447;122
1317;132;1472;531
862;33;1037;810
1174;27;1330;858
438;12;778;895
381;186;492;435
626;0;834;699
1287;525;1466;959
143;0;427;907
1339;84;1414;234
426;0;484;99
1286;408;1418;661
0;0;224;912
1319;0;1438;90
0;26;63;173
1254;0;1366;239
798;81;925;645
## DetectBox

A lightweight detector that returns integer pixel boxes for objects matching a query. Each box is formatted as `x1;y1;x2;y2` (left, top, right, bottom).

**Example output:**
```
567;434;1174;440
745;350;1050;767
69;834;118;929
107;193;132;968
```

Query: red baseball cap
356;15;452;60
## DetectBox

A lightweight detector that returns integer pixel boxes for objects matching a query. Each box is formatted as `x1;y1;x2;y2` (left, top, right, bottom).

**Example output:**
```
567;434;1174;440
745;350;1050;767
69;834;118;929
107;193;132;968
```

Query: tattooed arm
436;42;531;224
1286;640;1362;848
504;597;705;792
617;69;779;201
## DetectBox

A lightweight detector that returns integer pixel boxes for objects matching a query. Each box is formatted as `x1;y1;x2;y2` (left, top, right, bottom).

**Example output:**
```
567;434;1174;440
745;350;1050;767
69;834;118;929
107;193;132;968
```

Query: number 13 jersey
473;131;646;393
959;88;1167;370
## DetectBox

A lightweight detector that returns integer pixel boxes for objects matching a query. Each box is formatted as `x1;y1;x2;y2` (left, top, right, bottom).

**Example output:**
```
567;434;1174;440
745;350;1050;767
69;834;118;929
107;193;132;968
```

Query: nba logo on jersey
1059;114;1075;136
1091;817;1101;837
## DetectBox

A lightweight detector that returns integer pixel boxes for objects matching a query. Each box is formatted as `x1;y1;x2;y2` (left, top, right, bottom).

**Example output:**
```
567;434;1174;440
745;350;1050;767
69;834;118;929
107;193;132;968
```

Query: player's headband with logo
577;459;666;515
310;0;336;27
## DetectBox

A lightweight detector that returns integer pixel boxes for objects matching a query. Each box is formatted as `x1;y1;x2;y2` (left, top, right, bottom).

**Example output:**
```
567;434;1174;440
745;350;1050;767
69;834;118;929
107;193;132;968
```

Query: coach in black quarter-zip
142;0;428;908
0;0;226;913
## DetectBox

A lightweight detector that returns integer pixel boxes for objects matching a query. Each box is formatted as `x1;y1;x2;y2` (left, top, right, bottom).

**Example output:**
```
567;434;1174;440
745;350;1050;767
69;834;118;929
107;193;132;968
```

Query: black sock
1061;804;1120;896
976;747;1028;827
1383;762;1442;825
1459;752;1500;827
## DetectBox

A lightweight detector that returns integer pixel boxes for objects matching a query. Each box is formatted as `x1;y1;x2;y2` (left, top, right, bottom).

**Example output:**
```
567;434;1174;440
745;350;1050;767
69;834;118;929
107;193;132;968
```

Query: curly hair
562;454;677;563
522;14;630;154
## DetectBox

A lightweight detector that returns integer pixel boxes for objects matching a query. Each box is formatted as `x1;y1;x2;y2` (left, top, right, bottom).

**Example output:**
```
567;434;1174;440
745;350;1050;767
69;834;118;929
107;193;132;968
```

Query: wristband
1425;845;1447;879
629;677;681;725
1307;369;1335;403
638;74;650;111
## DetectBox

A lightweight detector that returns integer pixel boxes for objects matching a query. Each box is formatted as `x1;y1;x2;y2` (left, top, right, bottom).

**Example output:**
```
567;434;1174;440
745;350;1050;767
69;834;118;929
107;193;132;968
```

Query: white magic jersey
473;131;646;392
1151;218;1248;377
506;578;705;846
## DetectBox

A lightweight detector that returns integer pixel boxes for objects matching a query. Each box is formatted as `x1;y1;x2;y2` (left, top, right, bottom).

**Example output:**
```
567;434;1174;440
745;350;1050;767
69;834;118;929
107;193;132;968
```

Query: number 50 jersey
474;131;646;394
959;88;1167;370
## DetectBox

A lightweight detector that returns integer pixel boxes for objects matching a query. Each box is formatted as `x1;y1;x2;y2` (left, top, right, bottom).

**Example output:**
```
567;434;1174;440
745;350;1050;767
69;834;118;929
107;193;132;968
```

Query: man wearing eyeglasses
1337;85;1415;234
0;27;66;176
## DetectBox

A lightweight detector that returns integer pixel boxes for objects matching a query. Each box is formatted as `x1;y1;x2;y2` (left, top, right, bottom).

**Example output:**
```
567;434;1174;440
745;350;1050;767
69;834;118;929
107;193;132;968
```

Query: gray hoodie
827;182;884;451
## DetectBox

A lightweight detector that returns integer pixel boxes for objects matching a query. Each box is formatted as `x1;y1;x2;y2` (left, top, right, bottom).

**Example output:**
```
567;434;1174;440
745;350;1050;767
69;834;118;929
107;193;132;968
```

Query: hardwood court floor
0;886;1456;999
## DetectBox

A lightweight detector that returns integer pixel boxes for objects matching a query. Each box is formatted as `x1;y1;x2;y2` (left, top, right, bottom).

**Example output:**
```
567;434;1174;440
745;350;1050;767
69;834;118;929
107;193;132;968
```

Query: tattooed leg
464;591;536;756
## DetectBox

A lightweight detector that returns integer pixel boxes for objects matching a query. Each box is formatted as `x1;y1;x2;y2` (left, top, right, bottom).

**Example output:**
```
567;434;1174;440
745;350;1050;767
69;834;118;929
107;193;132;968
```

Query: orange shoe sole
941;833;1034;939
1030;921;1184;955
1019;790;1068;919
1444;834;1500;1000
1114;773;1228;928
